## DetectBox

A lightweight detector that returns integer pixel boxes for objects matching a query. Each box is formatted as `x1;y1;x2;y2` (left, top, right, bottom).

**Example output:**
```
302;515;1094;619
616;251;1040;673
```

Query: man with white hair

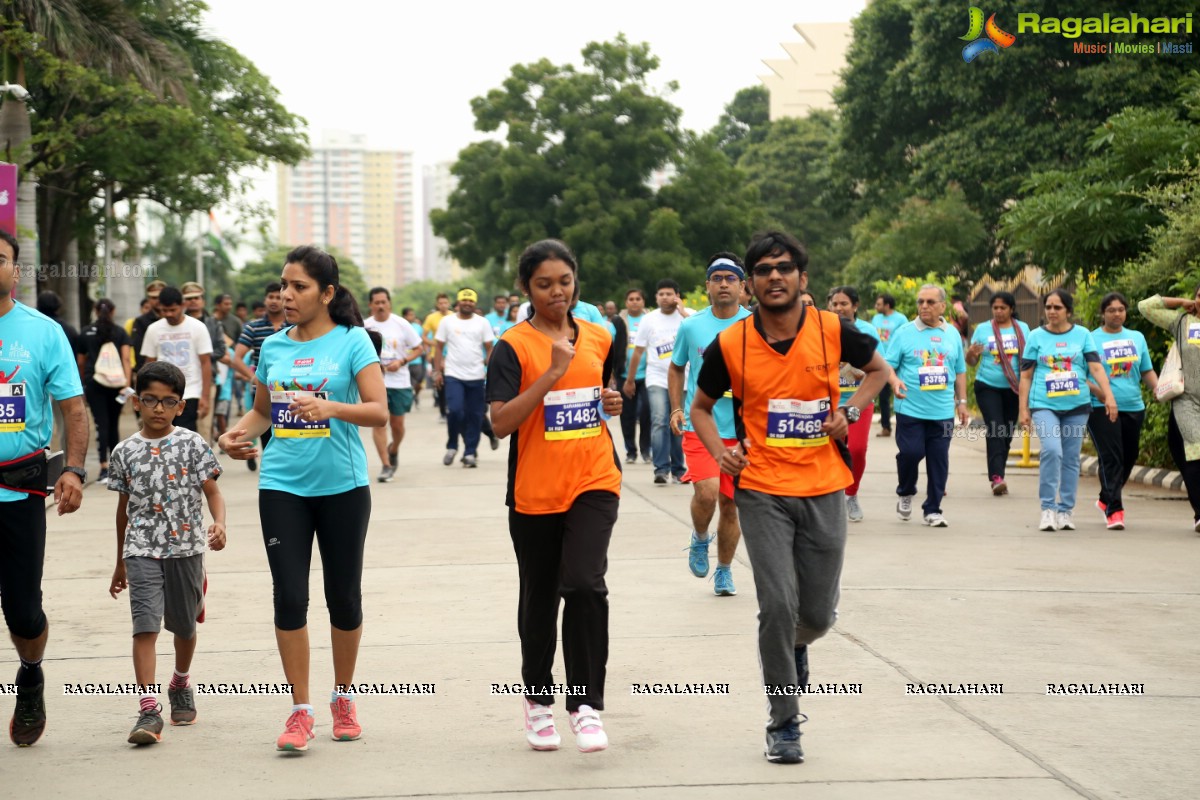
885;284;970;527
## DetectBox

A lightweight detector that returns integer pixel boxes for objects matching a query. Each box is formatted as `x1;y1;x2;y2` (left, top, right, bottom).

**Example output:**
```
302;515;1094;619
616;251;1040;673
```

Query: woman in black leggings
79;298;132;481
219;246;387;752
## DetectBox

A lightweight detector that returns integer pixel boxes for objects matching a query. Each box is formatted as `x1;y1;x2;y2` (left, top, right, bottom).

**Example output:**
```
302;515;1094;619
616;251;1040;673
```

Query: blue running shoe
764;720;804;764
713;564;736;596
686;531;711;578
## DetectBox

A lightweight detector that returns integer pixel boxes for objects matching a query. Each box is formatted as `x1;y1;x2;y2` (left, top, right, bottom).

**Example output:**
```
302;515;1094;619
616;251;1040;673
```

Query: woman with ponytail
218;245;387;751
80;297;133;481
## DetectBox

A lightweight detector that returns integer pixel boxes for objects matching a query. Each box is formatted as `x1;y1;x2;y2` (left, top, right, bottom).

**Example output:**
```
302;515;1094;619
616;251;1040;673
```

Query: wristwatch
63;466;87;482
842;406;861;423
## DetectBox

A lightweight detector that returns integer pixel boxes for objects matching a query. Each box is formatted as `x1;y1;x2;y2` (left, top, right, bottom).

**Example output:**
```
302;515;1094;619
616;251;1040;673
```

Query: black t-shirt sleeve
611;317;627;378
696;337;733;401
603;337;616;387
840;318;878;368
486;339;523;403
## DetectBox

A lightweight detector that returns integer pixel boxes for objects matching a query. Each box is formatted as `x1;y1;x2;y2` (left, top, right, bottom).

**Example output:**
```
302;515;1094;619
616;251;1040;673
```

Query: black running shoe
10;683;46;746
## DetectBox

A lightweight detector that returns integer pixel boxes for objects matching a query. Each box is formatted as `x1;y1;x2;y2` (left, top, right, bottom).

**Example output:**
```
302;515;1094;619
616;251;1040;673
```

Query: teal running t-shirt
1089;327;1152;411
255;325;380;496
671;306;751;436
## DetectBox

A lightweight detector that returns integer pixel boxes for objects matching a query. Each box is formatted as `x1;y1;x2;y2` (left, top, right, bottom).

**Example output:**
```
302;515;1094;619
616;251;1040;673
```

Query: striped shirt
237;317;284;368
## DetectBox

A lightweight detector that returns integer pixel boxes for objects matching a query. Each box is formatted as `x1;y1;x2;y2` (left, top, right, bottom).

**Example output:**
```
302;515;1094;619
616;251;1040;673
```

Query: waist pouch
0;450;51;497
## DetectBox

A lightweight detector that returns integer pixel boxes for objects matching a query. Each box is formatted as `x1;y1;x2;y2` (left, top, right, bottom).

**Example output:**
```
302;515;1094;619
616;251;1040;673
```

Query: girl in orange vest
487;239;624;753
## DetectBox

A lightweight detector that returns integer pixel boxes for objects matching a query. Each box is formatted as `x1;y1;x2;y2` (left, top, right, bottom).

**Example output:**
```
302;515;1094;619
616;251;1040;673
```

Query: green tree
842;184;988;290
834;0;1196;271
235;244;368;309
431;35;684;299
1001;77;1200;280
736;111;851;277
711;85;770;164
656;132;764;273
1;5;307;302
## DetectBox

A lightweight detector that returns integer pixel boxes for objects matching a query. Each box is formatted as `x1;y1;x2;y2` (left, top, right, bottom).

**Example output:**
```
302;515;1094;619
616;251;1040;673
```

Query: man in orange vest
691;230;890;765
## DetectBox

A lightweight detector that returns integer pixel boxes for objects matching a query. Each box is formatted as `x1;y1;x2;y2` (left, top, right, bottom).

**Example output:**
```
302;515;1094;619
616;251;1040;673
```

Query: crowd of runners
0;226;1191;763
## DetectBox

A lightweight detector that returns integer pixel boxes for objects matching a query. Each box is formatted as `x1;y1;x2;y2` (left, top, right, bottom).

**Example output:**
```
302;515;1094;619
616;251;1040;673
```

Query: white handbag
1156;319;1185;402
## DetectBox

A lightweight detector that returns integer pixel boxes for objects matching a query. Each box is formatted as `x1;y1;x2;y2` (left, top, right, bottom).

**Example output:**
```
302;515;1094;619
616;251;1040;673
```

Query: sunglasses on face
138;396;181;410
750;262;800;277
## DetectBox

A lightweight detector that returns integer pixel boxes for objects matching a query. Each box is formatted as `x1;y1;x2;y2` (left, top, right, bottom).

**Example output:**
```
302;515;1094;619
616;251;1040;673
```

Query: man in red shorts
668;253;751;596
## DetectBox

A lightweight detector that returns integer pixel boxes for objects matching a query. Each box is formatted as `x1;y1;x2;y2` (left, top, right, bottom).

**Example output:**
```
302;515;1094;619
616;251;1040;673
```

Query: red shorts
682;431;737;499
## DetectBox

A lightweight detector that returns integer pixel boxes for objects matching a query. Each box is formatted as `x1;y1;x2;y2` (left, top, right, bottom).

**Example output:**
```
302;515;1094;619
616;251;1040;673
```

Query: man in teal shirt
0;231;89;747
668;254;750;597
886;285;969;527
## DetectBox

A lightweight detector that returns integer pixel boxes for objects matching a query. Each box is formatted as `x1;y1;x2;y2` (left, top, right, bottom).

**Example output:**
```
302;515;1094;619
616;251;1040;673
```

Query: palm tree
0;0;189;317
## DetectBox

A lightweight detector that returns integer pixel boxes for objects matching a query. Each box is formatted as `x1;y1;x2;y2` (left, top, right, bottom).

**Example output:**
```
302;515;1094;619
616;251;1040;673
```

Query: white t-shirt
435;313;493;381
634;308;685;389
140;316;213;400
365;314;422;390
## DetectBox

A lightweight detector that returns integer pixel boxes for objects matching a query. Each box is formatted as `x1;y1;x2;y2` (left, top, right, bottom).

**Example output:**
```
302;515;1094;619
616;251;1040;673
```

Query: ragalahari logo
961;7;1016;62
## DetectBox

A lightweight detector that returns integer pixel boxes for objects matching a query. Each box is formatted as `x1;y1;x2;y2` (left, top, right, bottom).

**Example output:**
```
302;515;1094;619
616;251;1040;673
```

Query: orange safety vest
501;319;622;514
718;309;851;497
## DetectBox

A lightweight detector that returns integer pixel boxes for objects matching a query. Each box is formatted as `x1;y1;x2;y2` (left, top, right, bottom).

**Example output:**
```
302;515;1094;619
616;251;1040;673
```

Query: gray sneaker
378;465;396;483
846;495;864;522
463;454;477;468
897;495;914;521
443;449;456;466
168;687;196;726
128;704;164;744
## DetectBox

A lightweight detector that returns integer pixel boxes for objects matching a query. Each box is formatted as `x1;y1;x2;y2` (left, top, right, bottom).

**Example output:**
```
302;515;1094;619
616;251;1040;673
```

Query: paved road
11;402;1199;799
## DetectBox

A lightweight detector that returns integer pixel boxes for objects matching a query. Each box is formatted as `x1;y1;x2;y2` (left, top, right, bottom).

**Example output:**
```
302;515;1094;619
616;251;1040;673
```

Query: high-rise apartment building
277;131;416;289
423;162;465;283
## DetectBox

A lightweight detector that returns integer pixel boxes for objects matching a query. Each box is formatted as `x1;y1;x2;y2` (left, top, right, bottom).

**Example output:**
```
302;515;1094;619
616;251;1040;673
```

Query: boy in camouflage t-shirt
107;362;226;745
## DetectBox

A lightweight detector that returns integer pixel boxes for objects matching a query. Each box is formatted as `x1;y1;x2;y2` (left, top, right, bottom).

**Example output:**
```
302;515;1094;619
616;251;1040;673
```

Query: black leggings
509;490;617;712
975;382;1020;479
85;381;123;464
1167;410;1200;522
259;486;371;631
0;494;48;640
1087;408;1144;514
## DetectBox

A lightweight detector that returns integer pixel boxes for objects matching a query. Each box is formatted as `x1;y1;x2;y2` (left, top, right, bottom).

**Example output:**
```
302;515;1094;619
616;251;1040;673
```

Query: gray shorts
125;554;204;639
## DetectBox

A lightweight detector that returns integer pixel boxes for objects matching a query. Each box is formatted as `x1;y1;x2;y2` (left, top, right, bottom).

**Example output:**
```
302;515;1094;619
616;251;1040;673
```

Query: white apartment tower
422;161;465;283
277;131;416;289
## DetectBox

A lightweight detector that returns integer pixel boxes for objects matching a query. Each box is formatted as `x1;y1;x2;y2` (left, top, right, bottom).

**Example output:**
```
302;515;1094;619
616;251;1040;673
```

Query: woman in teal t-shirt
219;246;387;752
1086;292;1158;530
966;291;1031;496
1019;289;1116;533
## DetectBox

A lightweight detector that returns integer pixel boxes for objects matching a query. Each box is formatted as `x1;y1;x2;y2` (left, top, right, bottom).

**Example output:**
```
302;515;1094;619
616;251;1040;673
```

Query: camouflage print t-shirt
108;428;222;559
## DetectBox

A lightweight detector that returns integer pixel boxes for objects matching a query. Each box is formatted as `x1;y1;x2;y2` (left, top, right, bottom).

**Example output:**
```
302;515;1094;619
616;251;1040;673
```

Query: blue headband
706;258;745;280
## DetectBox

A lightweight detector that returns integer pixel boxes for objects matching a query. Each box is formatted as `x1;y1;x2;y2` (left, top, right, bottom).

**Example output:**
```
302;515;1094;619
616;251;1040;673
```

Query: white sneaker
569;705;607;752
896;495;914;521
1039;509;1057;531
923;512;948;527
846;495;864;522
522;699;560;751
1056;511;1075;531
442;448;456;466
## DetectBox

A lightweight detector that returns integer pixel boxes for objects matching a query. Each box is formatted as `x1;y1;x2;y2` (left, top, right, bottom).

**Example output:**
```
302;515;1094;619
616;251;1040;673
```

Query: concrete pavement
10;400;1200;799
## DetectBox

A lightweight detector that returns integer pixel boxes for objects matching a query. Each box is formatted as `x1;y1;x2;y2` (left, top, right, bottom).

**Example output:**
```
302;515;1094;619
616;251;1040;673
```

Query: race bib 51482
544;387;602;441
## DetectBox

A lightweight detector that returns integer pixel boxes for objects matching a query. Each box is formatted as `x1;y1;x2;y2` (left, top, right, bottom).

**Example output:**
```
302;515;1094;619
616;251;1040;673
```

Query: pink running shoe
1106;510;1125;530
569;705;608;753
523;698;560;751
276;709;315;751
330;696;361;741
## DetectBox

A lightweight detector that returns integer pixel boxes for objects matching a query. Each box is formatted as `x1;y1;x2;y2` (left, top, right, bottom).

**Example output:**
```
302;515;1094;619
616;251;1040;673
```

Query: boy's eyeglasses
750;262;800;277
138;396;181;410
707;274;743;284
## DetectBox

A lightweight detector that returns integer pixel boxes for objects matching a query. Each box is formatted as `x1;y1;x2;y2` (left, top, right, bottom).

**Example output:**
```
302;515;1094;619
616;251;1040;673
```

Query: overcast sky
200;0;866;247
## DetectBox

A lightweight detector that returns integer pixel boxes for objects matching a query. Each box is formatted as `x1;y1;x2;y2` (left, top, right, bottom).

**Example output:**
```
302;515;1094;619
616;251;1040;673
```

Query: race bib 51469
765;398;829;448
